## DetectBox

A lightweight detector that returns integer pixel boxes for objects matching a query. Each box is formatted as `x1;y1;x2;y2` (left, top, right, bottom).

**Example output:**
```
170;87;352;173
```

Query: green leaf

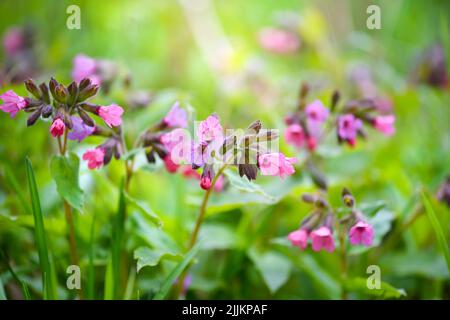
224;169;275;201
111;186;127;299
345;277;406;299
422;192;450;275
134;247;181;272
199;224;237;250
124;192;162;228
50;153;84;212
4;164;31;214
248;248;292;294
25;157;56;299
153;241;202;300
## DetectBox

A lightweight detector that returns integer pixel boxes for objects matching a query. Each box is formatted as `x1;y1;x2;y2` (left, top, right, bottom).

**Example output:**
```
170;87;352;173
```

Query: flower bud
78;108;95;127
301;193;316;203
342;188;355;207
330;90;340;112
79;78;92;91
54;84;69;103
247;120;262;134
49;77;59;100
39;82;50;104
41;104;53;118
78;84;99;102
67;81;78;105
315;198;329;209
24;78;41;99
27;108;42;126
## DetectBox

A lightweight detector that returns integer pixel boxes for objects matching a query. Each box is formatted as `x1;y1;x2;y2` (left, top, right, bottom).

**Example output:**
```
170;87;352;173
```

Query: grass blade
0;276;6;300
87;213;96;299
153;241;202;300
4;164;32;214
421;192;450;275
25;157;55;299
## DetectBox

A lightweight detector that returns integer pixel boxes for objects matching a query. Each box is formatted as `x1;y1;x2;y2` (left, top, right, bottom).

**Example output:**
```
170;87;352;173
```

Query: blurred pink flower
98;104;123;128
163;154;179;173
49;118;65;137
338;114;362;144
373;115;395;136
288;229;308;250
258;153;297;178
349;221;374;246
181;166;201;180
200;175;212;190
310;227;335;252
197;114;223;143
0;90;27;117
72;54;100;85
82;148;105;170
305;100;329;122
163;102;188;128
259;28;300;54
3;28;24;56
213;175;225;192
285;123;305;148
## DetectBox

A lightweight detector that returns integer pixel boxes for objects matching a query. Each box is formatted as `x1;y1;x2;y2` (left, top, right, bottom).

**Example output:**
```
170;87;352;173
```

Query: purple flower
373;115;395;136
68;116;95;142
259;28;300;54
349;221;374;246
305;100;329;123
196;114;223;144
338;114;363;145
3;27;24;56
163;102;188;128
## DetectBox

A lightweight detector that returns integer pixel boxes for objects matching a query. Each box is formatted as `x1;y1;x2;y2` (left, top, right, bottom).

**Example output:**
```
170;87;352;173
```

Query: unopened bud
24;79;41;99
301;193;316;203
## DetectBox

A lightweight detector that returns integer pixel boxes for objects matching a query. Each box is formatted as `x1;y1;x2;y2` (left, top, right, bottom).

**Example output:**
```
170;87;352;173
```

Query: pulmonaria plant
287;188;374;253
284;83;396;151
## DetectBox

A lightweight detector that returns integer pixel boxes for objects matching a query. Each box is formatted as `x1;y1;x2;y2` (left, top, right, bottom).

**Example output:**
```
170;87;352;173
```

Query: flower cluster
287;188;374;252
72;54;118;93
0;77;125;169
159;112;296;190
284;83;396;151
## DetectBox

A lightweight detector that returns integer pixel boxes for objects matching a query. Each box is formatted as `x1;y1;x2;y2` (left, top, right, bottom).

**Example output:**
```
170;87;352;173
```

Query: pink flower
163;102;188;128
72;54;100;85
373;115;395;136
200;176;212;190
285;124;305;148
197;114;223;143
306;136;317;151
82;148;105;170
3;28;24;56
181;166;201;180
310;227;335;252
349;221;374;246
163;154;179;173
259;28;300;54
258;153;297;178
213;175;225;192
305;100;329;122
0;90;27;117
338;114;363;143
49;118;65;137
98;104;123;128
288;229;308;250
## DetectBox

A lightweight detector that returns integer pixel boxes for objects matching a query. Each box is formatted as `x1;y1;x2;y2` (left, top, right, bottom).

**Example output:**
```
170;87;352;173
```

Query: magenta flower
49;118;65;137
259;28;300;54
82;148;105;170
305;100;329;123
163;102;188;128
3;27;24;56
98;104;124;128
258;153;297;178
72;54;100;85
163;154;179;173
200;175;212;190
197;114;223;144
337;114;363;144
349;221;374;246
68;116;95;142
285;124;305;148
373;115;395;136
310;227;335;252
288;229;309;250
0;90;27;118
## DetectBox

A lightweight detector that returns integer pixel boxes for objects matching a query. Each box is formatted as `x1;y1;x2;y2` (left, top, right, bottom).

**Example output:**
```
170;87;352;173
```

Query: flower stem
174;164;227;299
58;130;82;298
339;223;348;300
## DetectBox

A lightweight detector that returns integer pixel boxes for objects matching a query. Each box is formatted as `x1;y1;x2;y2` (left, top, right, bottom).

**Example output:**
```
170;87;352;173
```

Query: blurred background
0;0;449;299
